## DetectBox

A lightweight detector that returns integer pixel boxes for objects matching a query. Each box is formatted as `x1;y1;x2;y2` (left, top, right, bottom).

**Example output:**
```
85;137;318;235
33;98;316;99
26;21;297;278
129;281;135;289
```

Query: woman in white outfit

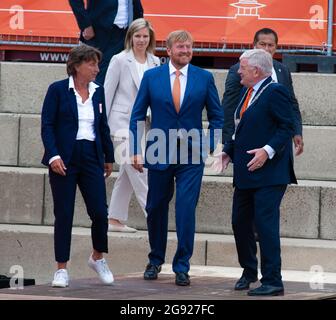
104;18;160;232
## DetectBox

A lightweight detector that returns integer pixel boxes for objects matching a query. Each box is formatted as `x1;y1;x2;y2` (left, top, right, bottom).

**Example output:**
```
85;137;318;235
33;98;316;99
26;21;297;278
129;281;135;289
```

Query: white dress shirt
48;76;99;164
271;66;278;83
169;61;188;108
135;59;149;80
114;0;129;29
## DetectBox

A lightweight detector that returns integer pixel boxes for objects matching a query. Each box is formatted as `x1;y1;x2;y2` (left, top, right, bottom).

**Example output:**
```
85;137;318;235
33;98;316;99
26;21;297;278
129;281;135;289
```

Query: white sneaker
51;269;69;288
88;255;114;285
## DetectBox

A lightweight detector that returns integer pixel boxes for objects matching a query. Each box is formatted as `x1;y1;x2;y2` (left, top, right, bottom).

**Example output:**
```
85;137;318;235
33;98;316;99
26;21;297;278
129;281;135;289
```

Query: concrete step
204;124;336;181
1;224;336;285
161;265;336;285
1;112;335;181
0;166;336;239
1;62;336;126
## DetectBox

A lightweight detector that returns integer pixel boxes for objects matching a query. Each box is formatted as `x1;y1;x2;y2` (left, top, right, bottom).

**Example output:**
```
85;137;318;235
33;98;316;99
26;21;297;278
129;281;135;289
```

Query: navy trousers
49;140;109;263
232;185;287;287
146;163;204;273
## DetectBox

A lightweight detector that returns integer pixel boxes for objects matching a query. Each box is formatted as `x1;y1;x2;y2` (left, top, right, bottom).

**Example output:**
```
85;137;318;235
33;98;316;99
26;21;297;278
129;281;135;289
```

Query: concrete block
44;173;131;227
43;170;321;239
320;186;336;240
0;225;206;284
0;113;19;165
196;177;233;234
44;172;150;230
292;73;336;126
0;167;45;224
43;174;92;227
204;125;336;181
2;62;336;126
280;183;320;238
127;176;234;234
128;176;321;239
0;62;66;114
208;70;336;126
206;234;336;272
19;115;44;167
294;126;336;180
280;238;336;273
211;69;227;101
206;234;239;267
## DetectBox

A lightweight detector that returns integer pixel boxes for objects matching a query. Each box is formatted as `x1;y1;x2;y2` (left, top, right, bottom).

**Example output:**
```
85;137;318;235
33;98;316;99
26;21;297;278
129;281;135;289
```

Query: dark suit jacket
224;77;297;189
41;79;114;167
69;0;143;33
222;59;302;143
129;63;224;170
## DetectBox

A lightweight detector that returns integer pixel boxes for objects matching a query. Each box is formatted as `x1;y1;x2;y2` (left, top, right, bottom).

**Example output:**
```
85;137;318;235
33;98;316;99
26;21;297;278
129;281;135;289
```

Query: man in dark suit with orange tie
218;49;297;296
222;28;304;156
69;0;144;84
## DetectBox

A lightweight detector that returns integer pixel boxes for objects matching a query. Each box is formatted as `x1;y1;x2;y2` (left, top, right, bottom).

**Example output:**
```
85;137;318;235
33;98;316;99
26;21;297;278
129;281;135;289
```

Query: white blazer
104;50;160;138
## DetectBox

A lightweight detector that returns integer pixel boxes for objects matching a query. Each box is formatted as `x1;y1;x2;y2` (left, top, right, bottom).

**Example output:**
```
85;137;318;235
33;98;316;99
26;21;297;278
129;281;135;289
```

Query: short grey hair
240;49;273;76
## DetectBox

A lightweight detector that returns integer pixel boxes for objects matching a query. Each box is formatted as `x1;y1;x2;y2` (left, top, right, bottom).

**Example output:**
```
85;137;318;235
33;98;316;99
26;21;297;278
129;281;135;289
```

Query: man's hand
247;148;268;172
50;158;67;176
211;152;231;173
293;135;304;156
82;26;95;40
131;155;144;173
104;163;113;178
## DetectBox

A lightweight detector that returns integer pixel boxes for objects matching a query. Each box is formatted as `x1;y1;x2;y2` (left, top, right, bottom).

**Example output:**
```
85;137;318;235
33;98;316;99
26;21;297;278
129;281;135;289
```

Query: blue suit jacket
129;63;224;170
41;79;114;167
224;77;297;189
222;60;302;143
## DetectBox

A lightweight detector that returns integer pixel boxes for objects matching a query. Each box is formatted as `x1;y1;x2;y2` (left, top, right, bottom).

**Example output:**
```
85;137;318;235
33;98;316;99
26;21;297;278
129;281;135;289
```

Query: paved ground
1;266;336;300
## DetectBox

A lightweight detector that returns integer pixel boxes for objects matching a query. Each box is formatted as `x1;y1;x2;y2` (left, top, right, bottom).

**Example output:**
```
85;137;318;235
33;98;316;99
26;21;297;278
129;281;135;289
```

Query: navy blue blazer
41;79;114;167
69;0;144;33
222;59;302;143
129;63;224;170
224;77;297;189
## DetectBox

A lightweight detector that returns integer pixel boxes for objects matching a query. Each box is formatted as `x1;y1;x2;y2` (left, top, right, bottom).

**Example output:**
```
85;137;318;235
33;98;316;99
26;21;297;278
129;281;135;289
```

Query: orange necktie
240;87;253;118
172;70;181;113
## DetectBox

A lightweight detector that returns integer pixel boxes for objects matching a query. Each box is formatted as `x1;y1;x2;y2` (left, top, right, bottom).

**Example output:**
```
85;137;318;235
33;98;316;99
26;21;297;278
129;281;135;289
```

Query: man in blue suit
129;30;224;286
69;0;143;85
222;28;304;156
218;49;297;296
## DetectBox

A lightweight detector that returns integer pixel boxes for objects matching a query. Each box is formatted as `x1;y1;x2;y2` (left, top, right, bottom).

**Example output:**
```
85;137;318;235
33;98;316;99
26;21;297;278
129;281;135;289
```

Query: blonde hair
166;30;193;48
124;18;156;53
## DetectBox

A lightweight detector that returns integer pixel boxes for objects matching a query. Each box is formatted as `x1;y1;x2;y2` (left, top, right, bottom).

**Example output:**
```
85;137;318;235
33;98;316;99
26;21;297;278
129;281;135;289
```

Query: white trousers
108;137;148;221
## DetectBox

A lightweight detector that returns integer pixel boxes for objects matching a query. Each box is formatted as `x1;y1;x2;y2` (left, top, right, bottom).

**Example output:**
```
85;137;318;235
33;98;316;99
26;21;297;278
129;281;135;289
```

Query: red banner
0;0;331;50
142;0;328;47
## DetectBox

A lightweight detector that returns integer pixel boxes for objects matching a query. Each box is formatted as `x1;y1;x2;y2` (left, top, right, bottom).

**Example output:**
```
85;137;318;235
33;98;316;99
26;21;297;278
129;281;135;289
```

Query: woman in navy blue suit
41;45;115;287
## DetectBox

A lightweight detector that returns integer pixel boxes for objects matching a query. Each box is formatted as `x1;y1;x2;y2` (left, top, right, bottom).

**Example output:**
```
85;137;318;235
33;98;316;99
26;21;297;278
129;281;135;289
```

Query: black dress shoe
144;264;161;280
175;272;190;286
248;284;284;296
234;276;258;290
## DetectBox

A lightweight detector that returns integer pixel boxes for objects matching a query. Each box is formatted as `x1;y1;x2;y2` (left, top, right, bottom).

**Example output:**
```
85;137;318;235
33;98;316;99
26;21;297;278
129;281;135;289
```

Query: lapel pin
99;103;103;114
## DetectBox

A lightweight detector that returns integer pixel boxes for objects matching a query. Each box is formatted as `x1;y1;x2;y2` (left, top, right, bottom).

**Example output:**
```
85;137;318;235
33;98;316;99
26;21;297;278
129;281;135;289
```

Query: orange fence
0;0;334;53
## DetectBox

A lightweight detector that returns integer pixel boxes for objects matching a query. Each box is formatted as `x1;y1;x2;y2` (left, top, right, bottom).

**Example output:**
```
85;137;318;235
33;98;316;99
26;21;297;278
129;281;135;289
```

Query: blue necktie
128;0;134;27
